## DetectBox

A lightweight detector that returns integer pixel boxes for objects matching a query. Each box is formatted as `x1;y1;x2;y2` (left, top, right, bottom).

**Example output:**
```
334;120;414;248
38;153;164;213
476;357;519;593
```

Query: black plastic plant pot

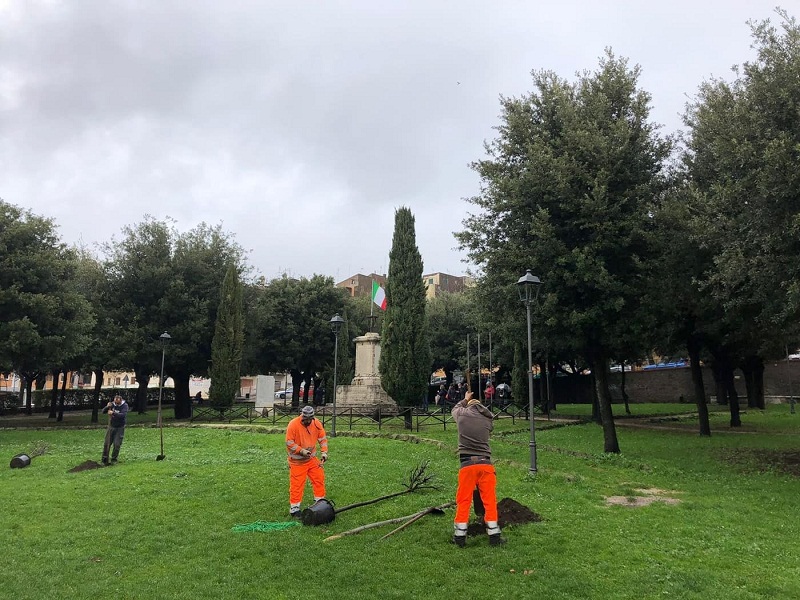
301;499;336;526
10;454;31;469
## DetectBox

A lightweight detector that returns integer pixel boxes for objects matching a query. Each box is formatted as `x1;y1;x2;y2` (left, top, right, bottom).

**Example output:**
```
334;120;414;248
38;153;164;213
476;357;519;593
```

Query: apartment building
336;273;387;298
337;271;467;300
422;272;465;299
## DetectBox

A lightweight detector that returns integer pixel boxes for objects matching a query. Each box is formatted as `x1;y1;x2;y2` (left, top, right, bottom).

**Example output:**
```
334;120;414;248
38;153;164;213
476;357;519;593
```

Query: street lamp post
157;331;171;461
517;270;542;474
329;315;345;437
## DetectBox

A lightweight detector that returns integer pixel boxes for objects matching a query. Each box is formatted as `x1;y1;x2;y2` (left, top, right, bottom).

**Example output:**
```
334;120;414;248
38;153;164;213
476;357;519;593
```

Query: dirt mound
466;497;542;535
720;449;800;477
69;460;105;473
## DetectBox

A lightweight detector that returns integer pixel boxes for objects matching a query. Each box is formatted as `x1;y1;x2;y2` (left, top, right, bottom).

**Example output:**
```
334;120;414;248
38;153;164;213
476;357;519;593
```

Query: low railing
189;401;535;431
190;401;255;423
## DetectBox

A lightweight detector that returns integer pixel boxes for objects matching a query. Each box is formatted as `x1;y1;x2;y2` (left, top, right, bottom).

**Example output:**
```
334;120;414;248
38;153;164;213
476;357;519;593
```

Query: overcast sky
0;1;785;282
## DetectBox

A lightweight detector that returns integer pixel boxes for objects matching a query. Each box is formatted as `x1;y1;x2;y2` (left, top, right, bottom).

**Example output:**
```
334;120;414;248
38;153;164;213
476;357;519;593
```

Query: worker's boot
487;521;506;546
289;504;301;519
452;523;467;547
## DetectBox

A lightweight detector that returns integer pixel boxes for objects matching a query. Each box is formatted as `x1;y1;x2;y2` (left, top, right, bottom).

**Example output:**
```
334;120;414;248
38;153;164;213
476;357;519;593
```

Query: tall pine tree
209;264;244;409
379;207;431;424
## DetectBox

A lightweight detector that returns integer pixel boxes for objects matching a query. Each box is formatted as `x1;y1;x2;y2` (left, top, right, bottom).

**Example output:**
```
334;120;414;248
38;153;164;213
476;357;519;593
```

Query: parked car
275;385;315;400
275;387;293;400
789;350;800;361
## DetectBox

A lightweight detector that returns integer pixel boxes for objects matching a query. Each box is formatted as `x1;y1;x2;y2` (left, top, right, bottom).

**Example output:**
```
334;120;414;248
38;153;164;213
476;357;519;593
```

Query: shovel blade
156;455;166;461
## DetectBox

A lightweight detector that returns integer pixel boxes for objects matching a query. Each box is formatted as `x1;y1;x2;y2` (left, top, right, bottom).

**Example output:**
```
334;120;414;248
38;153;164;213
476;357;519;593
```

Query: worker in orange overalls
451;390;505;547
285;405;328;518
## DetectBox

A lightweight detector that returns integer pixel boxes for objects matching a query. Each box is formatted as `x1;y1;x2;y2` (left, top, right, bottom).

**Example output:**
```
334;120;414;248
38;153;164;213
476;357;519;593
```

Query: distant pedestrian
102;395;129;465
496;383;511;407
485;381;495;402
435;384;446;406
195;391;203;405
458;382;468;401
314;384;325;406
447;383;459;406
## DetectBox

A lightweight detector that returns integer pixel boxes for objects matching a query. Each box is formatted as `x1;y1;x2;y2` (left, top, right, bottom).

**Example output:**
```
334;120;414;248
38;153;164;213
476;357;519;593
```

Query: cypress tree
338;307;355;385
379;207;431;419
209;264;244;409
512;343;526;408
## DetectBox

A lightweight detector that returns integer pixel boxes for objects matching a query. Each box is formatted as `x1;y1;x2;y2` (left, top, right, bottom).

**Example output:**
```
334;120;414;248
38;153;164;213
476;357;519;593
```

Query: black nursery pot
10;454;31;469
301;499;336;526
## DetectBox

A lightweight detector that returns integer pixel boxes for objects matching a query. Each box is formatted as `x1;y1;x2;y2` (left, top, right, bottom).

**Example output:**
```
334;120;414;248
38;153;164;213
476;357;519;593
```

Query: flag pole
369;278;376;332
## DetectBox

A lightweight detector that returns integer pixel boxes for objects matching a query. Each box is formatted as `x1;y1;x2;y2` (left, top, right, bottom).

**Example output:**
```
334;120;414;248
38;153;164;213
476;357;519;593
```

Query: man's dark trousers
103;425;125;462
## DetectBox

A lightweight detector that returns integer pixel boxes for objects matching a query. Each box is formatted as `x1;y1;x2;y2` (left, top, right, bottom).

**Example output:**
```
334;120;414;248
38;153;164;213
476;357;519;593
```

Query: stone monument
334;332;397;410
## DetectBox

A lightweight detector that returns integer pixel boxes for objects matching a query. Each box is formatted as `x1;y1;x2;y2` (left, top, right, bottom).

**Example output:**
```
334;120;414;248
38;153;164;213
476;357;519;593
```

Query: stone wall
542;361;800;404
606;361;800;404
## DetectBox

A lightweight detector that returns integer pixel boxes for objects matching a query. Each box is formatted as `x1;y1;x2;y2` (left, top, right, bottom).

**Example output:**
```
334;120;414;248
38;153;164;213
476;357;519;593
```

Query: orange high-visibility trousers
289;458;326;505
454;464;498;523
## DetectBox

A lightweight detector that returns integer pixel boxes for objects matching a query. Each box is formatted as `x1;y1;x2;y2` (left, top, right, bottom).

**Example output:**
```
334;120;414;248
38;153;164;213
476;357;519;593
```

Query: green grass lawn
2;404;799;599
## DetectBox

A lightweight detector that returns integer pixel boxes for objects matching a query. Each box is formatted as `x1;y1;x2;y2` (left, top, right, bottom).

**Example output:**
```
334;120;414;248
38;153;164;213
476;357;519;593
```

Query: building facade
336;273;387;298
422;272;465;299
337;271;468;300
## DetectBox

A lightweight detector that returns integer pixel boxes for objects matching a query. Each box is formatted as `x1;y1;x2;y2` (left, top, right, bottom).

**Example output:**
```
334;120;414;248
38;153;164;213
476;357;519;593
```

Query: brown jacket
451;399;494;463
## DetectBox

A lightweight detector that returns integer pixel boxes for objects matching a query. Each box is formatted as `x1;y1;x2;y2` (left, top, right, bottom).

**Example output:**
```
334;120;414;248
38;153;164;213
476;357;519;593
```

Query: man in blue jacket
102;395;129;465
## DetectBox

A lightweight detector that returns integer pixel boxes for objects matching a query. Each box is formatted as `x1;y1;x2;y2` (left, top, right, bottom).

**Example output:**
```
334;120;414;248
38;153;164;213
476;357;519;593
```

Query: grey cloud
0;0;783;278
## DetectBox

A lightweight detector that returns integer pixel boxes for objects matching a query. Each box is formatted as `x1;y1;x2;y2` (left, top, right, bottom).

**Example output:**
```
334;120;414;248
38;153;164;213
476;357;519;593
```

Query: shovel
156;425;165;461
155;409;165;461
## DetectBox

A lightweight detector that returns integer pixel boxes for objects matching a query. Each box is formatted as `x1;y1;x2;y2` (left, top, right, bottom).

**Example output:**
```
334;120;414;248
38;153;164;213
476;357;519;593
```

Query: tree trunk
547;362;557;411
720;358;741;427
590;371;601;423
402;406;413;430
742;365;755;408
687;334;710;436
299;373;313;406
16;380;25;414
742;355;765;410
537;361;547;415
49;368;60;419
173;369;191;420
590;355;620;453
711;362;727;405
290;369;302;409
134;365;150;413
20;373;36;415
25;378;34;415
753;359;765;410
91;368;103;424
56;369;67;422
620;363;631;415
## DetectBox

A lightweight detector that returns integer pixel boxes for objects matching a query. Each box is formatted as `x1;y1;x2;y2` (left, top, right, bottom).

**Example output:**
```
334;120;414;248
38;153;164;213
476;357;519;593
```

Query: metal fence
189;401;532;432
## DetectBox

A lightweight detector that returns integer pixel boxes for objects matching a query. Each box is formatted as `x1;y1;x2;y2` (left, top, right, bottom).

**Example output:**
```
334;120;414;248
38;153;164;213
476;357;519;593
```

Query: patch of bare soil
466;497;542;535
718;449;800;477
68;460;106;473
605;487;682;507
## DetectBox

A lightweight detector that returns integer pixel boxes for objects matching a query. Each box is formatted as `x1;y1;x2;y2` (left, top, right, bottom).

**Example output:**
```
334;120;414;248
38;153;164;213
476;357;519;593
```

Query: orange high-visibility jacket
285;416;328;462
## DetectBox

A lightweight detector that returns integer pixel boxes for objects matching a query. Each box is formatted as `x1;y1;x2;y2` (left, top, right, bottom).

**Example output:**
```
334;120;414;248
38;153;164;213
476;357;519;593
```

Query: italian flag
372;281;387;311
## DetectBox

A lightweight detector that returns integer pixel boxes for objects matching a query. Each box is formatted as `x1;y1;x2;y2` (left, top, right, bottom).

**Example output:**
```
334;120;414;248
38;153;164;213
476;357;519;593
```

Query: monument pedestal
335;332;397;410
